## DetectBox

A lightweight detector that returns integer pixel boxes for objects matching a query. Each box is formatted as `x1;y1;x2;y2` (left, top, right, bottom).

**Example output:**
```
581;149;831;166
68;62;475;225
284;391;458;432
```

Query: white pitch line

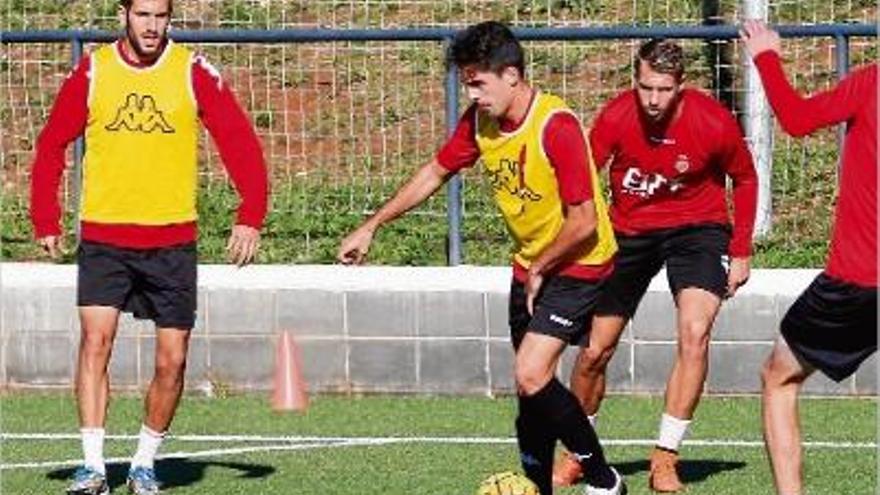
1;435;876;471
0;432;875;450
0;439;396;471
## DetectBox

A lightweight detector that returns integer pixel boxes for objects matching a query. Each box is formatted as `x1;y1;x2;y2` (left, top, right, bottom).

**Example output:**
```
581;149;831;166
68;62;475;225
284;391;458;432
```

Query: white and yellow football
475;471;540;495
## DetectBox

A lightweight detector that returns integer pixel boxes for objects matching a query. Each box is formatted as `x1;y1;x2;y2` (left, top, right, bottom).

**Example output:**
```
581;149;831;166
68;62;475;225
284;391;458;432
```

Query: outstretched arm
337;160;451;264
338;104;480;265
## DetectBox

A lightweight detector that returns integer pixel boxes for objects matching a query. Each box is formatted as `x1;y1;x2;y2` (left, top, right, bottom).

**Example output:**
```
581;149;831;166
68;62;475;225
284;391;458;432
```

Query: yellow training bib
475;92;616;269
81;41;199;225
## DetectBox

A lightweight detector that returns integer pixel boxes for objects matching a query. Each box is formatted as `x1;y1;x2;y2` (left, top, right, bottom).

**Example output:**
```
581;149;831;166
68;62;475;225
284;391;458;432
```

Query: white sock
131;424;165;470
588;414;598;430
656;413;691;452
81;427;106;475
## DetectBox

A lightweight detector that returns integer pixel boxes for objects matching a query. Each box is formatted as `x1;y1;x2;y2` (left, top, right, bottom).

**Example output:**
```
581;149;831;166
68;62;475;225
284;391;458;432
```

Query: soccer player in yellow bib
30;1;268;494
338;21;624;495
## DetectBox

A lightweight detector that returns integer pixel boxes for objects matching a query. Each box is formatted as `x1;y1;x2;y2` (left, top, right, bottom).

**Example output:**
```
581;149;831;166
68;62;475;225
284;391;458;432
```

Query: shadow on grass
48;458;275;490
614;458;747;483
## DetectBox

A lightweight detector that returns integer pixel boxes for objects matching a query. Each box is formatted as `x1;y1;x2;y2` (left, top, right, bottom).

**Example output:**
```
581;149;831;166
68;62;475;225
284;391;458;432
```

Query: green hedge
2;152;833;268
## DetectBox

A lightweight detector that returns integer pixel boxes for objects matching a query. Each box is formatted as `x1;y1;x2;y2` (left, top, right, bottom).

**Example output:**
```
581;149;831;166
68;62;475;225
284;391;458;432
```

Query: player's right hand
739;20;782;58
525;269;544;316
337;225;375;265
37;235;64;260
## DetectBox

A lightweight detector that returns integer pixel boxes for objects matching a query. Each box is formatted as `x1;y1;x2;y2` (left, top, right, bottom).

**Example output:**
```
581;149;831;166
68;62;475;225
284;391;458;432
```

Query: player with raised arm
741;20;877;495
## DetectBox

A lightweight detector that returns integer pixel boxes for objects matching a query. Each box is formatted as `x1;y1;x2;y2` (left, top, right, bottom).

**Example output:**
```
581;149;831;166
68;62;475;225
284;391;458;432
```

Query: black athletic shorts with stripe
595;223;731;318
781;273;877;382
77;240;198;329
509;275;605;349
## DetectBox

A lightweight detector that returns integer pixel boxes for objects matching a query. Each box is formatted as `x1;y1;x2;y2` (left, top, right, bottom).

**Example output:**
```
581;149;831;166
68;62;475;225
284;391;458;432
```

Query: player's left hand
227;224;260;267
726;256;751;298
739;19;782;58
525;267;544;316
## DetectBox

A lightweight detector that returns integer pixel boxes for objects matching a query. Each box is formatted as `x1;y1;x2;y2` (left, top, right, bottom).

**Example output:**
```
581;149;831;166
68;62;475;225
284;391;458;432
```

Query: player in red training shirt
741;20;877;495
552;39;758;492
30;1;267;494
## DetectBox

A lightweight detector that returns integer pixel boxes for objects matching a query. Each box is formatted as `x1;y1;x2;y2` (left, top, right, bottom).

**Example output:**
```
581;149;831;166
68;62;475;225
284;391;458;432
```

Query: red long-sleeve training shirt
754;52;877;287
30;40;268;249
589;89;758;257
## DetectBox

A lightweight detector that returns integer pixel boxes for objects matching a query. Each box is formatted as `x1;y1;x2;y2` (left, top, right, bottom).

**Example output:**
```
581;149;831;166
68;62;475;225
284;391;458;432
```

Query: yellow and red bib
475;92;616;270
81;41;198;225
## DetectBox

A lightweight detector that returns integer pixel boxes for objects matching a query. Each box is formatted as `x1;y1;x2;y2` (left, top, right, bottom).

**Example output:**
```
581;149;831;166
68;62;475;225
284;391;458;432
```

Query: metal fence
1;1;877;265
4;1;878;30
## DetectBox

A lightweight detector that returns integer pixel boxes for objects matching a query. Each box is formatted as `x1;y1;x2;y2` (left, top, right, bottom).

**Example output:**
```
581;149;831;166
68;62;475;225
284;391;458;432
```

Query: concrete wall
1;263;874;396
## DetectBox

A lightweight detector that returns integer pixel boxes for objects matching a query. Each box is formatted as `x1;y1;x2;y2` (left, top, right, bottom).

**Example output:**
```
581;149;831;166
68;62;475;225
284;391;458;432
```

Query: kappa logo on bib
105;93;175;134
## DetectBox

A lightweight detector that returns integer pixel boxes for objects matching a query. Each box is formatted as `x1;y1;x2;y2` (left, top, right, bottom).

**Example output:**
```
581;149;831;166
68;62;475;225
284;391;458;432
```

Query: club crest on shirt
105;93;175;134
674;154;691;174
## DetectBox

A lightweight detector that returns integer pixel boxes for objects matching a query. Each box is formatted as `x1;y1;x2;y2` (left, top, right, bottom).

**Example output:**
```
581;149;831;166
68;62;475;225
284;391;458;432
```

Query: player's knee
155;350;187;380
80;329;114;357
760;358;777;388
678;319;711;358
760;352;798;389
577;344;616;372
514;361;550;396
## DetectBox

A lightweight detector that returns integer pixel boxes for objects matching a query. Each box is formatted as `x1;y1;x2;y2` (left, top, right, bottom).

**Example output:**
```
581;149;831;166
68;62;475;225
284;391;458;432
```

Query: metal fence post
71;37;84;243
742;0;773;239
834;34;850;175
444;37;462;266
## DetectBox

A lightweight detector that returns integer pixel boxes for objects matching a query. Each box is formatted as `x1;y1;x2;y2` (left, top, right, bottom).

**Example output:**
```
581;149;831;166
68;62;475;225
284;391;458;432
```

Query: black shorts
780;273;877;382
509;275;605;349
77;240;198;329
596;223;730;318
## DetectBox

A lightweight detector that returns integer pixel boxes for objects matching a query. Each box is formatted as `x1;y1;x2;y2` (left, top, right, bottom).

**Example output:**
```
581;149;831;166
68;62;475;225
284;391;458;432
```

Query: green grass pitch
0;393;875;494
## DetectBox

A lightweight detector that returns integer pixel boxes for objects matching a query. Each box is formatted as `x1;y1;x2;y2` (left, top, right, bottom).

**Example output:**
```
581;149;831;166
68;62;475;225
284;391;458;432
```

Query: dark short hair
120;0;173;11
636;39;685;81
448;21;525;77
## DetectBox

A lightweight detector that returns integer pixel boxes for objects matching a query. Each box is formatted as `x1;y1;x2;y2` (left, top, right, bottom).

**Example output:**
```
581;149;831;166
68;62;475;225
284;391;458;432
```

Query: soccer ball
475;471;540;495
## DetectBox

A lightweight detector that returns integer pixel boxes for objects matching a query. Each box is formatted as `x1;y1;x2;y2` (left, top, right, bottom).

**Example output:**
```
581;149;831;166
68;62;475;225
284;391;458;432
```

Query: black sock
526;378;616;489
515;395;555;495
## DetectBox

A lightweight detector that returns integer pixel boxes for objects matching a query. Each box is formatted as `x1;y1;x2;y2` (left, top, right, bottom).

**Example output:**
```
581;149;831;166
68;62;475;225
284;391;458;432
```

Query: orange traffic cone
271;330;309;412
